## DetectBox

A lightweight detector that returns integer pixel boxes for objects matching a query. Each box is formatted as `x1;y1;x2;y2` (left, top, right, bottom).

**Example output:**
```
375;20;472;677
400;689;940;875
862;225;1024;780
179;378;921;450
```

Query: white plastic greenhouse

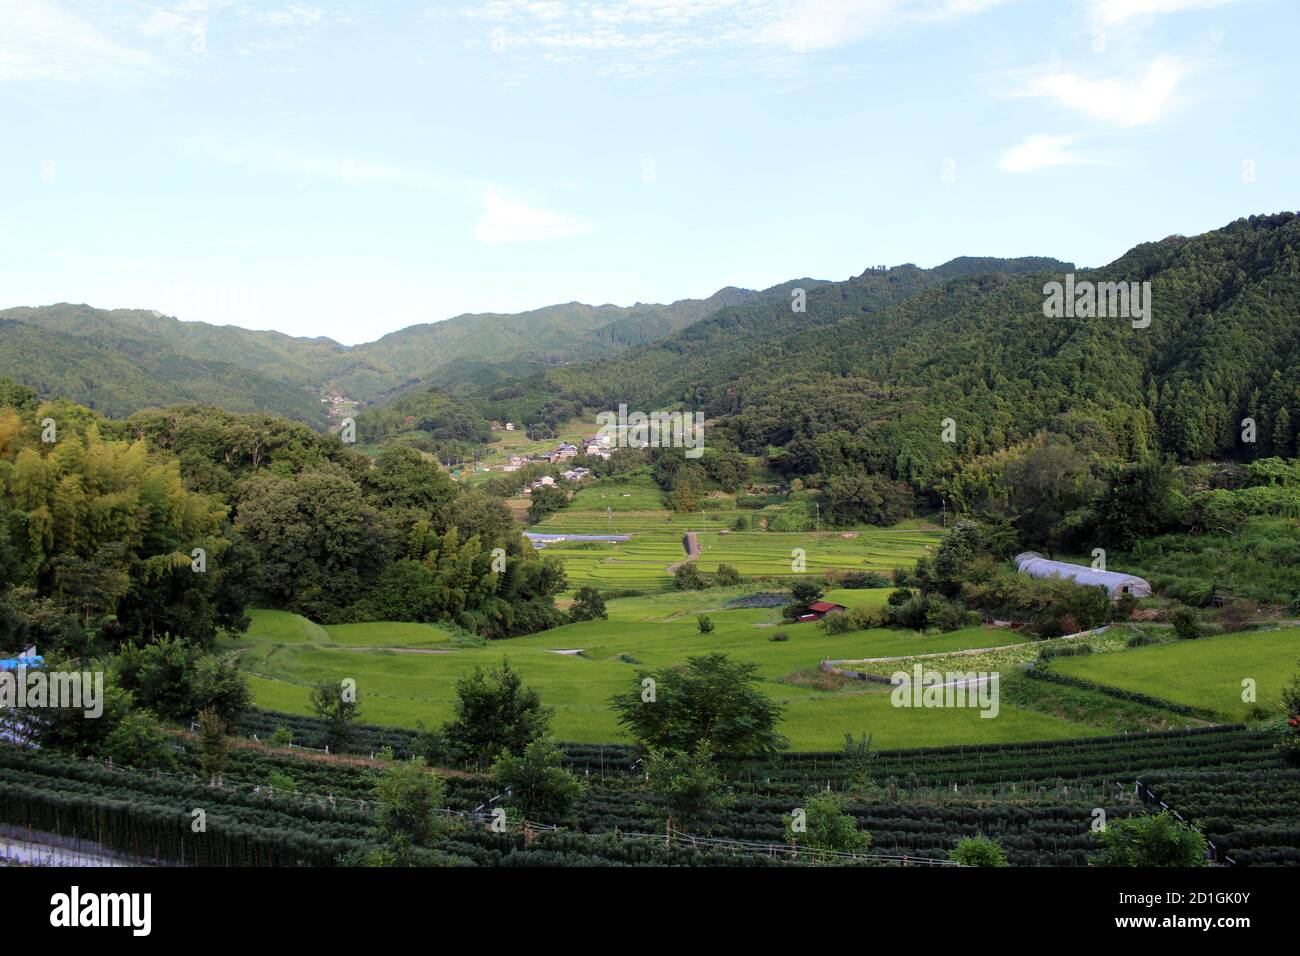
1013;552;1153;598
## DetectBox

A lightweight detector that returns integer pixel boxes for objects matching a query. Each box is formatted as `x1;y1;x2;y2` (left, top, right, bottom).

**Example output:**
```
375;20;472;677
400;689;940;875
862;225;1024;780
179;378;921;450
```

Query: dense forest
354;387;494;462
0;383;569;660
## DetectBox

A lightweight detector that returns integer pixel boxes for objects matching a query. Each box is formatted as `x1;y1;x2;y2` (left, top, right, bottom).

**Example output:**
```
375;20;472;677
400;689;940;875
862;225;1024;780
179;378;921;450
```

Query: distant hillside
0;287;772;420
325;286;769;404
0;316;329;424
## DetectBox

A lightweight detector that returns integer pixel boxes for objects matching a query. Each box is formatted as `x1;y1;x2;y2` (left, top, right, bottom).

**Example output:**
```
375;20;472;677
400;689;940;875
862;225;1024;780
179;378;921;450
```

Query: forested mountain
0;313;330;425
0;287;772;421
321;285;771;404
473;256;1070;429
476;214;1300;494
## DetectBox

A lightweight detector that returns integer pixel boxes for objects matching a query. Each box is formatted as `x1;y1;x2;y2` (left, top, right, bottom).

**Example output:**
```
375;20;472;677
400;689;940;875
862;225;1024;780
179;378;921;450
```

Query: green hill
0;287;776;419
473;214;1300;491
0;315;329;424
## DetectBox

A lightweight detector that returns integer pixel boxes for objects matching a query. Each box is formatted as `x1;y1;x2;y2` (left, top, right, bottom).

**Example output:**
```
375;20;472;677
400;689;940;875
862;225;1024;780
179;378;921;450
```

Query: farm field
529;474;943;593
227;597;1105;750
1049;627;1300;720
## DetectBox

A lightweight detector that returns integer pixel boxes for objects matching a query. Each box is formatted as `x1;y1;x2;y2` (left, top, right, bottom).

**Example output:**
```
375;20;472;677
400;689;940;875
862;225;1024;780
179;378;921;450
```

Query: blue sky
1;0;1295;344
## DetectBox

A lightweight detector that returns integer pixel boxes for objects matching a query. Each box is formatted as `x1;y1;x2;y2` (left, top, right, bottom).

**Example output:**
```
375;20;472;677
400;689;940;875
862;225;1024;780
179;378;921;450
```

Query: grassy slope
1049;627;1300;720
230;599;1100;750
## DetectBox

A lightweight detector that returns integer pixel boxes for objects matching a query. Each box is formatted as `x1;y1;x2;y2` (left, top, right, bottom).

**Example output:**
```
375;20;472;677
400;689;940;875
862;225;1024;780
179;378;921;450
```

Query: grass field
228;594;1107;750
1049;627;1300;720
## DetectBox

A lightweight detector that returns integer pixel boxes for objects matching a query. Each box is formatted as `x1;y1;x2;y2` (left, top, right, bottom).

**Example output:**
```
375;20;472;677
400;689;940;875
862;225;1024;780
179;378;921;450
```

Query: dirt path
667;530;701;573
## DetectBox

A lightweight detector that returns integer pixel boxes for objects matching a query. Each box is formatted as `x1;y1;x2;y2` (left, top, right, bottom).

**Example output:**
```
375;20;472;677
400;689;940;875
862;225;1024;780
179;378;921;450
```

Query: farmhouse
799;600;847;623
1014;552;1152;598
523;475;557;494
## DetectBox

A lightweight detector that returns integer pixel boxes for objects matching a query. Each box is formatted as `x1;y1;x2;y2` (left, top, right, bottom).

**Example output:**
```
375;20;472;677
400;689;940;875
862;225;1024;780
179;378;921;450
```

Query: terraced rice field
530;476;941;593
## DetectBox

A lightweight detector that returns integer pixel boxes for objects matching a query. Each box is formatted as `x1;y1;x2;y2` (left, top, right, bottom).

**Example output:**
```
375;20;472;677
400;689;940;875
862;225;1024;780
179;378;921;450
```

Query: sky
0;0;1295;345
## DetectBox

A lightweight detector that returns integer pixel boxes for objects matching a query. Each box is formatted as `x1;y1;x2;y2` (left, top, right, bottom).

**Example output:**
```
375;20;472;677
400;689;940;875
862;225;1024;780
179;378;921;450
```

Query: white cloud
1010;57;1184;126
475;188;592;245
248;5;326;28
455;0;1012;68
996;133;1091;173
0;0;163;82
1088;0;1244;25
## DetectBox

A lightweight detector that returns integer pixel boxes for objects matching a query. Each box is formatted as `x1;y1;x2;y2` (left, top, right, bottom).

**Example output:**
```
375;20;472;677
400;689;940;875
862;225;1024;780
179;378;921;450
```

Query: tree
113;638;251;726
714;563;742;586
355;559;440;622
373;758;447;864
645;743;731;834
527;484;568;524
1090;811;1209;867
950;835;1009;867
492;735;582;822
442;658;551;766
610;653;784;759
363;445;457;512
785;793;872;858
51;549;130;628
842;732;877;798
883;594;929;631
1272;407;1294;457
784;580;825;619
696;614;714;634
236;469;396;618
310;679;361;752
568;586;607;622
673;563;705;590
1003;440;1098;552
102;710;176;771
823;472;913;527
1171;606;1203;640
195;708;231;784
1089;458;1179;549
1275;665;1300;764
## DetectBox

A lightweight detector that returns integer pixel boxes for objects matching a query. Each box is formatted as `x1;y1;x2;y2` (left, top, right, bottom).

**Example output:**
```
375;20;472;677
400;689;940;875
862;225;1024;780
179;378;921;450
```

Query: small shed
1014;552;1152;598
799;600;848;622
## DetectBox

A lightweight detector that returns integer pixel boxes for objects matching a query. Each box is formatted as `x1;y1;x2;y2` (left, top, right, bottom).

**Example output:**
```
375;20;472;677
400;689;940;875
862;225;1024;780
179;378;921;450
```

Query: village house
523;475;557;494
